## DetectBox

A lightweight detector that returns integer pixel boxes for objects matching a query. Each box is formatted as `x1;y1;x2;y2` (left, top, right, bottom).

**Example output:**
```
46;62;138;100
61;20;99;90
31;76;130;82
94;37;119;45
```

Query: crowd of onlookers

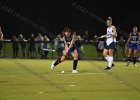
0;29;139;61
0;32;85;59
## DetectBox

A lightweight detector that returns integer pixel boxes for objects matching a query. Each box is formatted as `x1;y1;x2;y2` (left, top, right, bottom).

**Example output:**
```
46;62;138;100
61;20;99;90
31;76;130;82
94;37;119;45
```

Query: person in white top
99;17;117;70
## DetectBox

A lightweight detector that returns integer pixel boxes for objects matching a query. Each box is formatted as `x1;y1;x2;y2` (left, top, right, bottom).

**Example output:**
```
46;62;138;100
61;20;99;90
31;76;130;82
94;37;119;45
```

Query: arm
0;27;3;40
68;34;76;50
98;35;107;39
138;32;140;39
112;26;117;37
63;37;68;50
126;33;132;45
138;33;140;45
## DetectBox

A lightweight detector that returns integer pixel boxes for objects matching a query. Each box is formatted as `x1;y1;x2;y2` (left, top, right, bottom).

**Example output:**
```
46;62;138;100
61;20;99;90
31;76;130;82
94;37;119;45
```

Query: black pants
13;48;19;58
0;41;3;54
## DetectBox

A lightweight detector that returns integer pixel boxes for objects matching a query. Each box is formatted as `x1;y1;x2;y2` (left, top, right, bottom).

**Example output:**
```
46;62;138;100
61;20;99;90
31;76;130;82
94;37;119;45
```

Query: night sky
0;0;140;39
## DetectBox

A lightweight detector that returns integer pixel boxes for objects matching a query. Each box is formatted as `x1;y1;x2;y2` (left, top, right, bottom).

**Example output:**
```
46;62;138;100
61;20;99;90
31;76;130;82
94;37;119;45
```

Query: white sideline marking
84;73;106;75
57;73;106;75
37;91;44;94
0;76;15;77
69;85;76;87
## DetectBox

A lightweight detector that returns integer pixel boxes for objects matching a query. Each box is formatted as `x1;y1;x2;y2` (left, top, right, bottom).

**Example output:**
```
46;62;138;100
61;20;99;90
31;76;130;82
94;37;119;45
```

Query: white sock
108;56;113;68
105;55;109;62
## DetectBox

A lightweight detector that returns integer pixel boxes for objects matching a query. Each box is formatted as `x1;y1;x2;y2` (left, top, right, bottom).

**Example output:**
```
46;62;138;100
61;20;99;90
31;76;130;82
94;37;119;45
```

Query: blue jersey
65;34;73;46
64;34;77;54
129;32;139;50
130;33;139;46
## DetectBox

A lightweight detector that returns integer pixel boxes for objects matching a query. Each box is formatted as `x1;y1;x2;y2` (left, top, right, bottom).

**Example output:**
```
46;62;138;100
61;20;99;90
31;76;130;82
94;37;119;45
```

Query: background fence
0;40;137;61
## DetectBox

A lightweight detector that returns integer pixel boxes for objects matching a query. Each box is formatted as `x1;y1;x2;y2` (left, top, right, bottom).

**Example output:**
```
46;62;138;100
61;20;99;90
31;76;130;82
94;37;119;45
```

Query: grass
0;59;140;100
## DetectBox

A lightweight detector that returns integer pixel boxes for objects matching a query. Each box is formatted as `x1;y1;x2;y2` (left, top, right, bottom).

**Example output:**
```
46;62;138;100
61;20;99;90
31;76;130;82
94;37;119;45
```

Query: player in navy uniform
126;26;140;67
51;27;78;73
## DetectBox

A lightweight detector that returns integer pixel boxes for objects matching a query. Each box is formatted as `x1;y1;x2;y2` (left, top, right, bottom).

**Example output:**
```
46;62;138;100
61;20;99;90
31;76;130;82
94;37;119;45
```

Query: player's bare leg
51;55;66;70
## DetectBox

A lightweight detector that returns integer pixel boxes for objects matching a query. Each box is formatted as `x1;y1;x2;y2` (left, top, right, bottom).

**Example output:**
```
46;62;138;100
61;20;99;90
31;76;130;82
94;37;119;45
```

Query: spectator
83;30;89;42
11;35;19;58
75;35;84;60
114;42;119;61
54;35;64;59
0;27;3;57
97;38;104;60
93;35;100;59
42;35;50;59
28;33;37;58
118;36;126;61
18;34;27;58
35;33;44;58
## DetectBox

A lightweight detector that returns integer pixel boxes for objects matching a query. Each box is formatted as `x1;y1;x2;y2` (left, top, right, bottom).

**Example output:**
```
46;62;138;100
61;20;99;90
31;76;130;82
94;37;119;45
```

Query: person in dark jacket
18;34;27;58
11;35;19;58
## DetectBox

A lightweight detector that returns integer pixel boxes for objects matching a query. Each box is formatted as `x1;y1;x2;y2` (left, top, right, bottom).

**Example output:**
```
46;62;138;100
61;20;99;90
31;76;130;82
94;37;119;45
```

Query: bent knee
74;54;78;60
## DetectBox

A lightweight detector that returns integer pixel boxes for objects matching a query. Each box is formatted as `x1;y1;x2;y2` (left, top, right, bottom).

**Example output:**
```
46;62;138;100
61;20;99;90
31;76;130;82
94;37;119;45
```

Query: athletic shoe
111;63;115;67
72;70;78;74
134;64;137;67
104;66;111;70
51;61;56;70
125;61;130;66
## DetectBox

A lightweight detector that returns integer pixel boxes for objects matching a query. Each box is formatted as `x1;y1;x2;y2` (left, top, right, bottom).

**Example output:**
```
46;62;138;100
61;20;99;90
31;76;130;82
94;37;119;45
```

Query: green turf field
0;59;140;100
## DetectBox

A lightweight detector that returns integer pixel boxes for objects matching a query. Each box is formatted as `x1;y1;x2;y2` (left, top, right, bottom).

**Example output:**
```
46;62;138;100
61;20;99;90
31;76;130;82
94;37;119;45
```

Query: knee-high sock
54;59;61;66
108;56;113;68
133;56;137;65
105;55;109;62
127;56;131;62
73;60;78;70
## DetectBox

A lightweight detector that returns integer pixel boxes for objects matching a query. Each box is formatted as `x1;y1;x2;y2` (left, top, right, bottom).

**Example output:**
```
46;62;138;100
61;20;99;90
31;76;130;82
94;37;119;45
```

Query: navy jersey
64;34;77;54
65;34;73;46
130;33;139;46
64;34;76;47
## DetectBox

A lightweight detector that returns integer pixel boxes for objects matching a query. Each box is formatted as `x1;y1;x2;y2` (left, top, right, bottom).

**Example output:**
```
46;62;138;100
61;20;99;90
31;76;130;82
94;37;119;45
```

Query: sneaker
134;64;137;67
104;66;111;70
126;61;130;66
51;61;56;70
72;70;78;74
111;63;115;67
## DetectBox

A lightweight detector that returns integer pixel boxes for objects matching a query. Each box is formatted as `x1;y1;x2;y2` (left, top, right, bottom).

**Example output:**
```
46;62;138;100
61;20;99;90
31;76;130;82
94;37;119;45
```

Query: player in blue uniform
51;27;78;73
126;26;140;66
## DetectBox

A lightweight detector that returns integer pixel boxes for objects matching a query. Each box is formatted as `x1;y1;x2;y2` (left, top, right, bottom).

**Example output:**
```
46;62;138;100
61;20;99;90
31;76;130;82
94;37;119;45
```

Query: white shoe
134;64;137;67
72;70;78;74
51;61;56;70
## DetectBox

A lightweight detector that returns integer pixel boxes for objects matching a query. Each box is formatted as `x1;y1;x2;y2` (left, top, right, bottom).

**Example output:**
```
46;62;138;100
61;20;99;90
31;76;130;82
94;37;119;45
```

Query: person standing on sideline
11;35;19;58
18;34;27;58
0;27;4;57
118;36;126;61
35;33;44;59
54;35;64;59
28;33;37;58
43;35;50;59
99;17;117;70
